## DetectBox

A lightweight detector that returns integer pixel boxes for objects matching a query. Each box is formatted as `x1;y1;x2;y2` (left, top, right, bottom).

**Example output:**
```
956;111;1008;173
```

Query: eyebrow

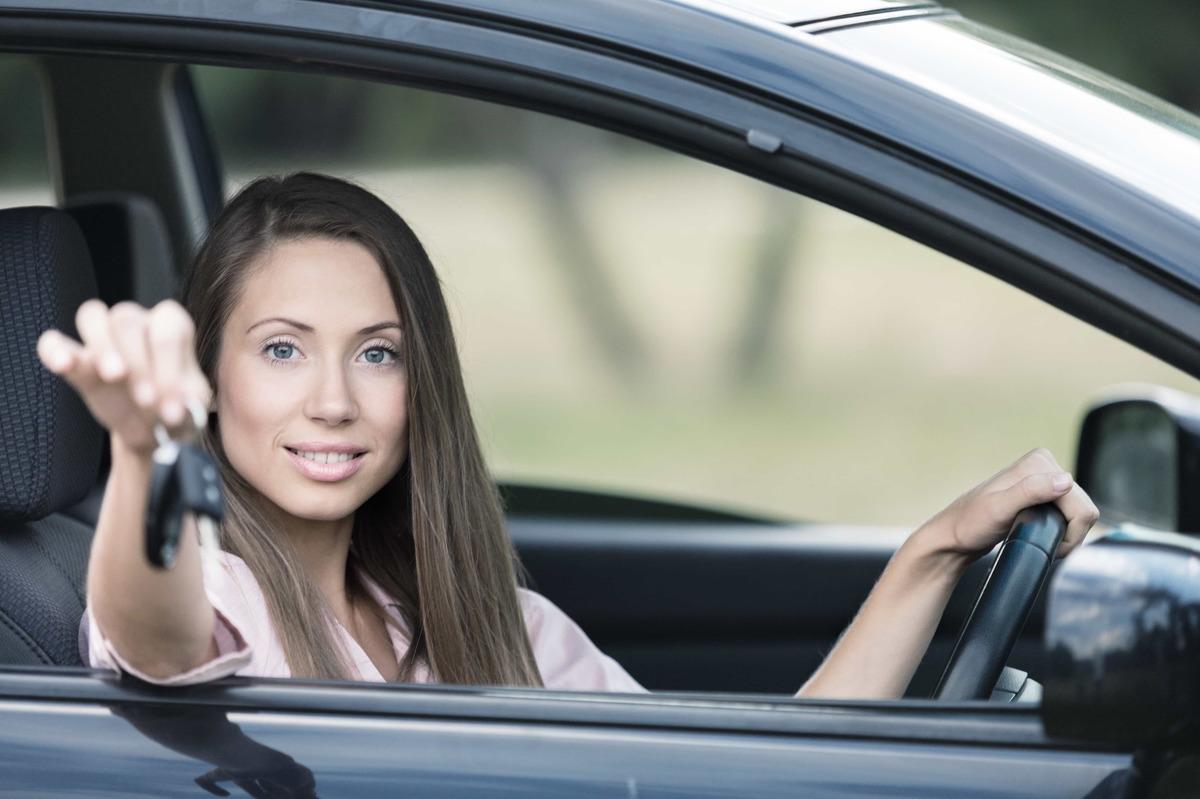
246;317;402;336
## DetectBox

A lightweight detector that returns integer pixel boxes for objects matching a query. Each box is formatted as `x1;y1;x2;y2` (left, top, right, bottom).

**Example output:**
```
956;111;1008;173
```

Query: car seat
0;206;103;667
60;191;178;528
64;191;176;309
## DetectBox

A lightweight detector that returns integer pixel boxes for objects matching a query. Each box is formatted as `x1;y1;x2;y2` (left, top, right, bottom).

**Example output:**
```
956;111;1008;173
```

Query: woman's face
215;236;408;525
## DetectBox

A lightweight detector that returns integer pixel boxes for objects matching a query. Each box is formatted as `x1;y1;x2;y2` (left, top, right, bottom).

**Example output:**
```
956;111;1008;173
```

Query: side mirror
1076;385;1200;533
1042;530;1200;747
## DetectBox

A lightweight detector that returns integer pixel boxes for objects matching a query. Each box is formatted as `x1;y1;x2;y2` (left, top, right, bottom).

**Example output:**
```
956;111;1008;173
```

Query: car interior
1;50;1191;702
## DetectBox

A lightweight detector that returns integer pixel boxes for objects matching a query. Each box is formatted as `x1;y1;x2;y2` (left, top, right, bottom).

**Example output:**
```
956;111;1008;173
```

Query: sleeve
80;555;254;686
518;588;649;694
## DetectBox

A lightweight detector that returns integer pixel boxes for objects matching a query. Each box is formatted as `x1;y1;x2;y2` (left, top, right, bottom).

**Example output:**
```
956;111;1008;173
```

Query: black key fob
145;442;183;569
144;404;224;569
177;444;225;524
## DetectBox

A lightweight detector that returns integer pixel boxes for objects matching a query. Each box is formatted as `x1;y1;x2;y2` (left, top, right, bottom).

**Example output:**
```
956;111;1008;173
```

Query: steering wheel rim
934;504;1067;700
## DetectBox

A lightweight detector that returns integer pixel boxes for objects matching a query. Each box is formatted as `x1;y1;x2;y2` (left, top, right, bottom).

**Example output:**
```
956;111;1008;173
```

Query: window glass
0;55;55;207
191;65;1200;526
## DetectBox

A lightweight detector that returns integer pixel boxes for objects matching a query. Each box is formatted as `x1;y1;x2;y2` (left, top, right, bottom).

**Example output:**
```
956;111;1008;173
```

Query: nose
303;358;359;426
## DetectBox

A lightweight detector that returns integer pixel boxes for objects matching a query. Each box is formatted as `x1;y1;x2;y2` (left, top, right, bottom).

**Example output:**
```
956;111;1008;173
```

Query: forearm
796;525;968;700
87;435;217;678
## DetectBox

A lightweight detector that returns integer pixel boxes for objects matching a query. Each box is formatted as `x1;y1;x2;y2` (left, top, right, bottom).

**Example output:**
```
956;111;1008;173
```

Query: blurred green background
3;2;1199;527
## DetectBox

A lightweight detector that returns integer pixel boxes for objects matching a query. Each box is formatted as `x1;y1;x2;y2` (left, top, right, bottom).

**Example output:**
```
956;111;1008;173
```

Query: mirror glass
1088;404;1177;530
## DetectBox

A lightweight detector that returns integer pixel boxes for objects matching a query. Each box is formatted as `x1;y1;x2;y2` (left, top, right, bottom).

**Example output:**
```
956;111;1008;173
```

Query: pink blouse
81;549;647;692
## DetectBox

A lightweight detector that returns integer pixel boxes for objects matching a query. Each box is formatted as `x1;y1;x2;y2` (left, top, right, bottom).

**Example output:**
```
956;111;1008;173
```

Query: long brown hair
181;172;542;686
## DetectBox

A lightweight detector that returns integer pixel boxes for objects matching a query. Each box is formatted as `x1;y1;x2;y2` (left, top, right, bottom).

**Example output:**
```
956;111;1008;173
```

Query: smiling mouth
284;447;367;465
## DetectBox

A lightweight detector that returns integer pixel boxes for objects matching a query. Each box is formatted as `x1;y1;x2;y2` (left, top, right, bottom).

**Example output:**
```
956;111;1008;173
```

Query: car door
0;667;1136;797
0;3;1192;794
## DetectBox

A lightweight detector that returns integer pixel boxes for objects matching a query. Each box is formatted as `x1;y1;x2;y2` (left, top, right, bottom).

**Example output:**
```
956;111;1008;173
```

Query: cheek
216;359;295;473
360;375;409;458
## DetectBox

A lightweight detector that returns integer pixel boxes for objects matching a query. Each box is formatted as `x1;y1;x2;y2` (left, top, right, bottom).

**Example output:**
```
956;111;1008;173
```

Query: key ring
152;399;209;450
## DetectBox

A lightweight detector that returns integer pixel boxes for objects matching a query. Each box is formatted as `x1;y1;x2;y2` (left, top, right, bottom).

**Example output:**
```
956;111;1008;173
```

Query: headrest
0;207;103;521
64;192;176;308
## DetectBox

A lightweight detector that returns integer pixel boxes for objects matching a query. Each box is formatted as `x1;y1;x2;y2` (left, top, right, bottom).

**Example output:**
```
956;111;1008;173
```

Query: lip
284;445;368;483
285;441;367;454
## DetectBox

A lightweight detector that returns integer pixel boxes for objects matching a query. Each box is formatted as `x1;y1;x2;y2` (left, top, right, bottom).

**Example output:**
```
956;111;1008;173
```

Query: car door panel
513;517;1048;696
0;682;1131;798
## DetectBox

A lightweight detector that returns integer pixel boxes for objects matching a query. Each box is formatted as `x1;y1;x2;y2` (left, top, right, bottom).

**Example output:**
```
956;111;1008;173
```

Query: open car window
191;64;1200;528
181;62;1200;701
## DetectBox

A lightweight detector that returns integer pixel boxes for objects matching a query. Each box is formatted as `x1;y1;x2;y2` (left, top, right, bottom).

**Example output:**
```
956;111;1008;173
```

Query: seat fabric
0;206;104;667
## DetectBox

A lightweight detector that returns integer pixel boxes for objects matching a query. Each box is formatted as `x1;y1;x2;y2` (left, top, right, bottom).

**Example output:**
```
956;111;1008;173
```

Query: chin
267;485;369;523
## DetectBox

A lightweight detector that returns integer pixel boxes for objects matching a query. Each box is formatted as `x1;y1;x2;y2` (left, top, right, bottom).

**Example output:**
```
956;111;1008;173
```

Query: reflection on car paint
113;704;317;798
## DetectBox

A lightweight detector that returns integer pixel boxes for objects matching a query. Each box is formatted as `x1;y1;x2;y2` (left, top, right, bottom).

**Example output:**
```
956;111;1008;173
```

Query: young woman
36;172;1099;695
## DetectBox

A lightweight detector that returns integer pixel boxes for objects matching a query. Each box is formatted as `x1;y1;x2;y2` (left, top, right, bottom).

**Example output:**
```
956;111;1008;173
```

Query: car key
145;401;224;570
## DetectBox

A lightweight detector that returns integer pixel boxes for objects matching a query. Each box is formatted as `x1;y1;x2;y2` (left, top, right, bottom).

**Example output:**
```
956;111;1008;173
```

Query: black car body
0;1;1197;796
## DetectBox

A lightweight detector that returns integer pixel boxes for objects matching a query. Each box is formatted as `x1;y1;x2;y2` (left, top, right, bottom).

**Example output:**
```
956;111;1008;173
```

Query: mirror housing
1076;385;1200;533
1042;531;1200;746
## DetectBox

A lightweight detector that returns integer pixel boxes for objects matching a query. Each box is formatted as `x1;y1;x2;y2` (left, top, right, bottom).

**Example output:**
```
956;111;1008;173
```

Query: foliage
951;0;1200;111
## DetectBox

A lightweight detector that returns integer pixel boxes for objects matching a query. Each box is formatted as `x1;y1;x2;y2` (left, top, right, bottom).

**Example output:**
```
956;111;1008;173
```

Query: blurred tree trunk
520;115;646;387
731;196;804;386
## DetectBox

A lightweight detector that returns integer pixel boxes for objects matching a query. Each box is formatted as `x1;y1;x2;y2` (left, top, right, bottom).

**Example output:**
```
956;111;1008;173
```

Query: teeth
294;450;355;464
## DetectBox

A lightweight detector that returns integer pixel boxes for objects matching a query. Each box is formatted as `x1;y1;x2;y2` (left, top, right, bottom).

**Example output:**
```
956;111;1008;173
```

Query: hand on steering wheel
926;448;1097;562
935;504;1066;700
917;449;1099;700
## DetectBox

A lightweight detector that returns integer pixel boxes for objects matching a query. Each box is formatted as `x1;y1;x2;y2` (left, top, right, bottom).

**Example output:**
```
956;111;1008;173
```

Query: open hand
921;448;1100;562
36;299;212;456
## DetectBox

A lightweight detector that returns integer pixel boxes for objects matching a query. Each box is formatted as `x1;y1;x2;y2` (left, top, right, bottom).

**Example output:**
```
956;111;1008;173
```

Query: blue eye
361;346;397;366
263;340;300;362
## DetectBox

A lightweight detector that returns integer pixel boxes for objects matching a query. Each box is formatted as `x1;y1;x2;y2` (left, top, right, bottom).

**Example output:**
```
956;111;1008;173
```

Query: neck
270;506;357;615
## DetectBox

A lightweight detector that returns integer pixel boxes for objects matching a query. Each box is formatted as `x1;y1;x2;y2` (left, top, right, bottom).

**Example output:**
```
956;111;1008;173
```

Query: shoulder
514;587;647;694
512;585;587;664
514;586;585;644
514;586;555;627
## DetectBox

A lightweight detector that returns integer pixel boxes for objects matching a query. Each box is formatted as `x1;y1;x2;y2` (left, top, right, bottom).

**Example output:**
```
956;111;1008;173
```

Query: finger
146;301;194;427
977;447;1064;495
38;328;103;394
185;370;214;418
39;323;157;450
108;302;158;410
1054;483;1101;558
1016;447;1062;477
75;299;126;382
37;329;82;375
988;470;1073;527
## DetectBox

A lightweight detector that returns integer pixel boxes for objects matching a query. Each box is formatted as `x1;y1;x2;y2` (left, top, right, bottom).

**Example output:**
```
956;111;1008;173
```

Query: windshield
826;17;1200;222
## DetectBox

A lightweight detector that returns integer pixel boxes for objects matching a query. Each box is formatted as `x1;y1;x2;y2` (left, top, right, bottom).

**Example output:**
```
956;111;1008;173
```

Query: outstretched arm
796;448;1099;700
40;299;217;681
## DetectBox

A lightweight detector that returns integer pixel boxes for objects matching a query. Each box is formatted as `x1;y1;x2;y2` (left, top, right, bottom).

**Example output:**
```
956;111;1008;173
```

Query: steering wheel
934;504;1067;700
